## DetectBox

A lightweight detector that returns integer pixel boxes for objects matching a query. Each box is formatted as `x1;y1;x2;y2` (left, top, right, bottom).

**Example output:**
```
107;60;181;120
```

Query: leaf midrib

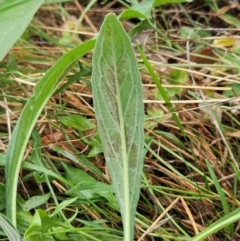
110;28;131;240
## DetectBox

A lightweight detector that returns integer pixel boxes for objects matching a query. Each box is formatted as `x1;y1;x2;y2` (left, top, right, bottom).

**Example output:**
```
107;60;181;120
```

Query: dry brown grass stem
32;25;96;37
137;196;181;241
144;84;231;90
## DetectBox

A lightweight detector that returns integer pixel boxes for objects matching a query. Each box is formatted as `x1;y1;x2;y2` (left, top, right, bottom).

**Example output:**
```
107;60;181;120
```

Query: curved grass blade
91;13;145;240
5;39;95;227
191;208;240;241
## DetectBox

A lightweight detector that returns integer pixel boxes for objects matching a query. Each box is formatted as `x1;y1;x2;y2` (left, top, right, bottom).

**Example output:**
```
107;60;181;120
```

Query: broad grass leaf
0;0;44;61
0;213;22;241
91;13;145;240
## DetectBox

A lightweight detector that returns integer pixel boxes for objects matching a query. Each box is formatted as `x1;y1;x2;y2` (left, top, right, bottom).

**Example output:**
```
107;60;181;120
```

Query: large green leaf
91;13;145;240
0;0;44;62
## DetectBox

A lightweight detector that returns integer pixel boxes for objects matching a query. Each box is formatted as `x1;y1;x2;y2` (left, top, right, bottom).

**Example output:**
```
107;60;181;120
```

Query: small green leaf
119;9;148;21
23;193;51;211
92;13;145;240
58;115;95;131
63;163;99;186
119;0;192;20
63;164;118;208
170;69;188;85
145;108;164;129
24;209;71;240
169;69;188;96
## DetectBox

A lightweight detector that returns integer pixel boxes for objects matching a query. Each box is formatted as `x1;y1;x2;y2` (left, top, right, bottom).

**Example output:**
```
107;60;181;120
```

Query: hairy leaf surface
92;13;145;240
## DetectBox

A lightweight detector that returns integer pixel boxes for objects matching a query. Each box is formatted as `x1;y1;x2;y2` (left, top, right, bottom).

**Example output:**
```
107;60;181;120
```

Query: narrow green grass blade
206;161;229;215
137;46;185;134
91;13;145;240
5;39;95;227
206;161;233;234
191;208;240;241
